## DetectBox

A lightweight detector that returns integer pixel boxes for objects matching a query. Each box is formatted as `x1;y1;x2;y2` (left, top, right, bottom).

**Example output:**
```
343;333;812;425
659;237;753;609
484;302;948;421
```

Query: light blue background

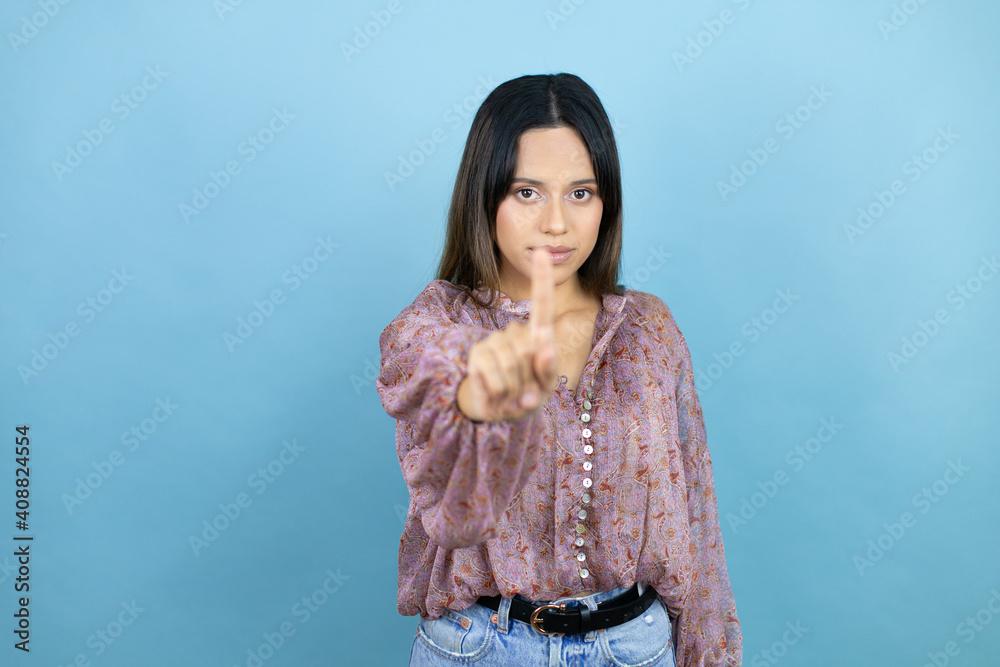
1;1;998;665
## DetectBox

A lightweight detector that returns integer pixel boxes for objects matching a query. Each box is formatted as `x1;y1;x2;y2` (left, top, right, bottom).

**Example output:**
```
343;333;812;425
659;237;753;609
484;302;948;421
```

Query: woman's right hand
456;247;560;423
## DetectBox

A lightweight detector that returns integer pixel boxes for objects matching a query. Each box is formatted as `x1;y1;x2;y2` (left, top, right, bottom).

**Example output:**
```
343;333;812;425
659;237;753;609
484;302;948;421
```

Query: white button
577;552;586;561
583;444;594;455
580;568;589;578
583;400;592;410
582;461;592;471
582;478;592;488
575;537;584;547
582;428;592;438
582;493;591;503
581;413;591;423
578;509;587;519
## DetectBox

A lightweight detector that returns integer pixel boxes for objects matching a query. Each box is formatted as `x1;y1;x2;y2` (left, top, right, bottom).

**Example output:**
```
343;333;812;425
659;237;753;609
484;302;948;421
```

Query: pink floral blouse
376;279;742;667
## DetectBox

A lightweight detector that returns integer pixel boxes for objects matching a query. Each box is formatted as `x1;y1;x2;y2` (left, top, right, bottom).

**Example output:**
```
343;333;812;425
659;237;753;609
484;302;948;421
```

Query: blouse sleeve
375;283;547;550
664;304;743;667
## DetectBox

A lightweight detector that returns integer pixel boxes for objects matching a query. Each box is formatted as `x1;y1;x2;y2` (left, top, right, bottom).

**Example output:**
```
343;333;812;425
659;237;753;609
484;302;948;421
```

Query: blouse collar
472;285;628;318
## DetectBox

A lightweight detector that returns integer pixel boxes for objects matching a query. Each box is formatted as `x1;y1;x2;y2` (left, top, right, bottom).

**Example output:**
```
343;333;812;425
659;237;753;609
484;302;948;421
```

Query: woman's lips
537;247;573;264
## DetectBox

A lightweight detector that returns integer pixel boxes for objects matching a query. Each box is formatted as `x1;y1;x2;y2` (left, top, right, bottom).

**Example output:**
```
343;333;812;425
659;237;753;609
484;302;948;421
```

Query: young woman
377;73;741;667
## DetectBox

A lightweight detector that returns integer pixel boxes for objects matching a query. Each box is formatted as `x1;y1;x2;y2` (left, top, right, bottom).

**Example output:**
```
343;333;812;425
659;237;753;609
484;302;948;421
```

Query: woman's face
495;126;603;304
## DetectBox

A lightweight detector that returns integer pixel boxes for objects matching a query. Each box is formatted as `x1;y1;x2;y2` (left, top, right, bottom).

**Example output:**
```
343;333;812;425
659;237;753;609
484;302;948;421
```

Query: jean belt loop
497;596;512;634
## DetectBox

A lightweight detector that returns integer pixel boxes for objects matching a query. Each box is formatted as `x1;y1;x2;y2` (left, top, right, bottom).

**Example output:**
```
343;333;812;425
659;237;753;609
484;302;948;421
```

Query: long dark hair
435;73;625;313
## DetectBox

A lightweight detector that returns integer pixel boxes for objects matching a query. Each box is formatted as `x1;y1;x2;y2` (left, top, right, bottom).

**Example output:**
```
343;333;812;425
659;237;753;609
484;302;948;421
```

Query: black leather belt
476;583;656;636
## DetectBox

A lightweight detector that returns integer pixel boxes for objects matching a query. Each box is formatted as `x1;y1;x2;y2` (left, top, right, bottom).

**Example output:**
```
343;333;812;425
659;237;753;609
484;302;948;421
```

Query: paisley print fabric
377;279;741;667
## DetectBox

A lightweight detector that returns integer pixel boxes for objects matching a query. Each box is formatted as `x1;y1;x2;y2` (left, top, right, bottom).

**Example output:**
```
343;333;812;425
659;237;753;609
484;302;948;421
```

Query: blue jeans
408;584;676;666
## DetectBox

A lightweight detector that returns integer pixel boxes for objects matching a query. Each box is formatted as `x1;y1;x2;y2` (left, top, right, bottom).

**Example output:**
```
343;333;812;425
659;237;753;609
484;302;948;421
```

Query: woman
377;73;741;667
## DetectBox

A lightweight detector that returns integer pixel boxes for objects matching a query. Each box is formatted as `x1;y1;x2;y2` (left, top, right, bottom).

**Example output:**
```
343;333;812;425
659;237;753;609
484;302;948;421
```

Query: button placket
573;377;597;581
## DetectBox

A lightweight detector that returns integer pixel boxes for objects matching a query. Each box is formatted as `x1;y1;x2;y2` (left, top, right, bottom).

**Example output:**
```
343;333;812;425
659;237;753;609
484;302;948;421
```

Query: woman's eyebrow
512;177;598;186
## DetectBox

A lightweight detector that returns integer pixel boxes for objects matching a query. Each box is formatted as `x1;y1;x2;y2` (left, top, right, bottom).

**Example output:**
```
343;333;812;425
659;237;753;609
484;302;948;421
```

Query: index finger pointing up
529;246;555;346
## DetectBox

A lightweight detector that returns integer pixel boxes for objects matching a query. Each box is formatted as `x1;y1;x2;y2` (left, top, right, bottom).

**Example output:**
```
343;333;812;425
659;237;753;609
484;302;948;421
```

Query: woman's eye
518;188;534;199
572;189;593;200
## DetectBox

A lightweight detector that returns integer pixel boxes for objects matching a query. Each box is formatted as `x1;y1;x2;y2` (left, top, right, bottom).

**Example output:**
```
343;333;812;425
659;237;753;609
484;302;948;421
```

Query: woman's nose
538;202;568;233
